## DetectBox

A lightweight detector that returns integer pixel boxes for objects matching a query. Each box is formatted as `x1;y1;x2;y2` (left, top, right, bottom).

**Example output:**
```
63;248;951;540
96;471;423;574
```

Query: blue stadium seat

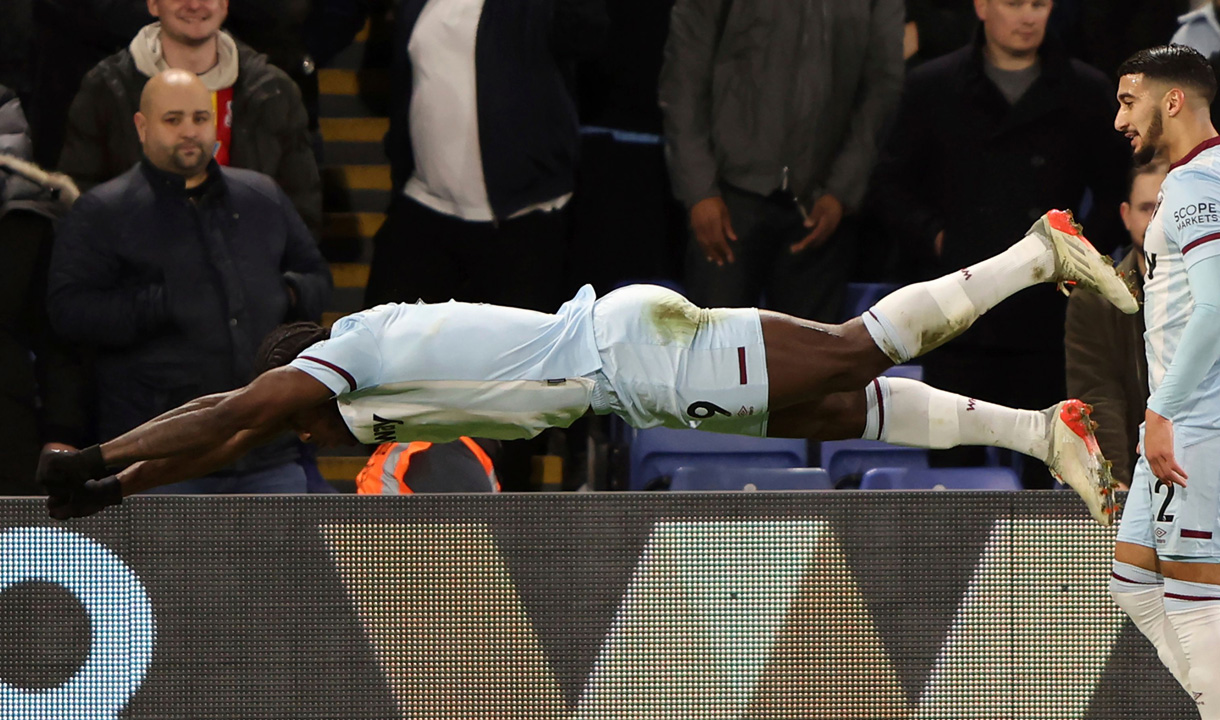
670;466;834;491
859;466;1023;490
628;426;807;490
882;364;923;381
841;282;899;322
826;447;929;482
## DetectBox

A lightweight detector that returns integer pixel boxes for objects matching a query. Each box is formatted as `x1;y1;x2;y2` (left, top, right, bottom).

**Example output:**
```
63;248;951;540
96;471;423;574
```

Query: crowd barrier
0;492;1193;719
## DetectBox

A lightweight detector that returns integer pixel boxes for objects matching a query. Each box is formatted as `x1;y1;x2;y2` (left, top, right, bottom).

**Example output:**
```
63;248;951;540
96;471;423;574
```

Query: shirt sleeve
288;316;382;396
1147;253;1220;420
1167;168;1220;265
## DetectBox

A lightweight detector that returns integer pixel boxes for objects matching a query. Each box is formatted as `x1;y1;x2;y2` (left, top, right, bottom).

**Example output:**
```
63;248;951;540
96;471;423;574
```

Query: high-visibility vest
355;437;499;495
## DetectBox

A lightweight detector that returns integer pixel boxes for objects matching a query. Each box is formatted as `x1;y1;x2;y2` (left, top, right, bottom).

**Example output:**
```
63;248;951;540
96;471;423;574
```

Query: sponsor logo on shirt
372;413;404;443
1173;201;1219;231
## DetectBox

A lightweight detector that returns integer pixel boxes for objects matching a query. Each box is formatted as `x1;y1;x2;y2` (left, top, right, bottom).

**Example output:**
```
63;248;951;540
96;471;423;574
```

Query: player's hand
47;475;124;520
690;196;737;266
791;194;843;254
36;445;107;495
1144;409;1187;487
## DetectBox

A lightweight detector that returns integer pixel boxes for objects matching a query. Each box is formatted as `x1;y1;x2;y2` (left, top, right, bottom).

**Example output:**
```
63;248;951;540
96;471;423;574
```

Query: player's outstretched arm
117;425;290;495
100;367;334;467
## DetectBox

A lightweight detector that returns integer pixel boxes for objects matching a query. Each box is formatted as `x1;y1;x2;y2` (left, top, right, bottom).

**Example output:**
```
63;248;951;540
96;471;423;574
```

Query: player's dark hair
253;322;330;376
1118;45;1217;104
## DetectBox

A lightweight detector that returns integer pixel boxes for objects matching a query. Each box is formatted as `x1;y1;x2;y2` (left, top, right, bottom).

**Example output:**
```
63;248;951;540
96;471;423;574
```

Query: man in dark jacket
47;70;332;493
364;0;609;312
869;0;1131;487
58;0;322;233
659;0;904;322
1064;162;1161;489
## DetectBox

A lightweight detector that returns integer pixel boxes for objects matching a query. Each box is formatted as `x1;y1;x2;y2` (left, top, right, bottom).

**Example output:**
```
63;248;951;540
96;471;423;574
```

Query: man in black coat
365;0;609;313
47;70;332;493
869;0;1131;487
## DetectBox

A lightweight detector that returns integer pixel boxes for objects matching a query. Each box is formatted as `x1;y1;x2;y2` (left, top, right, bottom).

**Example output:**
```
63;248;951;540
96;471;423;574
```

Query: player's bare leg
1110;542;1196;697
762;315;1118;524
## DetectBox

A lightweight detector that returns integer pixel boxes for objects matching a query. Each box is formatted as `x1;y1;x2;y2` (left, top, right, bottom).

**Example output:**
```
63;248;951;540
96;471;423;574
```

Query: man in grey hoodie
659;0;905;322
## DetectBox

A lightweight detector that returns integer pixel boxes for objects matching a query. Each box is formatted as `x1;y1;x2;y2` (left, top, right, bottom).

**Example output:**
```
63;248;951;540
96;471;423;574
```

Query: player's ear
1165;87;1187;117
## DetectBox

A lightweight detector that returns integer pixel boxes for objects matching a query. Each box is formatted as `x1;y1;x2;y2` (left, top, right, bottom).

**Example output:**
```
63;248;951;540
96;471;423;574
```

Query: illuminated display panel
0;493;1196;719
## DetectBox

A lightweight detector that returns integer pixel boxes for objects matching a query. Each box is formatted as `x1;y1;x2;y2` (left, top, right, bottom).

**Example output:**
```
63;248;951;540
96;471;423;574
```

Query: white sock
867;377;1049;459
1165;578;1220;719
1110;561;1194;693
862;235;1053;363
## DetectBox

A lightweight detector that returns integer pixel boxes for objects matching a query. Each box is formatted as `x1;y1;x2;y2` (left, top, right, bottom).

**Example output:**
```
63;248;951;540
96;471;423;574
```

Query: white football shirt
1142;137;1220;427
289;286;603;443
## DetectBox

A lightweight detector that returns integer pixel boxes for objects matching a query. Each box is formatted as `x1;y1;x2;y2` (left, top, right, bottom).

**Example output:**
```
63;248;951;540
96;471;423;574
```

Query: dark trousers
364;194;570;313
683;183;857;323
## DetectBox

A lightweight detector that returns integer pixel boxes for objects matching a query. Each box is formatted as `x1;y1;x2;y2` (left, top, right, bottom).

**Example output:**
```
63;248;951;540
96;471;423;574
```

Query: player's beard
1133;108;1163;166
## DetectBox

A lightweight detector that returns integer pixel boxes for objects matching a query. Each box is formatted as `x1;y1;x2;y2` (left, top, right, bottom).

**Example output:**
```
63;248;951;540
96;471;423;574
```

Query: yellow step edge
320;117;389;143
336;165;392;191
318;455;368;482
330;263;370;288
318;69;360;96
318;68;389;96
321;311;349;328
324;211;385;239
355;19;370;43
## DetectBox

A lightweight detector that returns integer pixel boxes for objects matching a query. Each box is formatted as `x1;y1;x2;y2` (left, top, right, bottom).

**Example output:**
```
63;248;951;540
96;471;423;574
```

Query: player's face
1116;74;1168;165
147;0;228;46
1120;169;1166;250
975;0;1051;58
135;82;216;178
290;402;359;449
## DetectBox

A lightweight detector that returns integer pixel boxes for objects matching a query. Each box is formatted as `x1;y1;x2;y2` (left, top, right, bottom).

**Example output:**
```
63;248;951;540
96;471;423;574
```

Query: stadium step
315;20;390;485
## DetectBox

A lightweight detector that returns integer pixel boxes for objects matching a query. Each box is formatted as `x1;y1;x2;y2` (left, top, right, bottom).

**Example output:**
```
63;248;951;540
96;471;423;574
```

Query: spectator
869;0;1131;487
47;70;332;494
0;86;85;495
363;0;609;312
1064;163;1161;490
355;439;499;494
659;0;905;322
58;0;322;233
1172;0;1220;58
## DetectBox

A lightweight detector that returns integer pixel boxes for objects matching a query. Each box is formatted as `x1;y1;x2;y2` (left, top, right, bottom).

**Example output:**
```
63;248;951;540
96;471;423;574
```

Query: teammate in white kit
40;210;1137;525
1110;45;1220;719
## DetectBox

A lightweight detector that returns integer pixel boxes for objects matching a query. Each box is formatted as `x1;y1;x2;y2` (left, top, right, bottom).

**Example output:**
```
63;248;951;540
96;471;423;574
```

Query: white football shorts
1119;424;1220;562
589;285;770;437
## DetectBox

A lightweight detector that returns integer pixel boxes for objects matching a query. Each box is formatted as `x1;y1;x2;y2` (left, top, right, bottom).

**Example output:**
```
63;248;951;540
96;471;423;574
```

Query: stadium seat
826;446;929;482
841;282;899;322
669;466;834;491
859;466;1023;490
882;364;922;381
628;426;807;490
